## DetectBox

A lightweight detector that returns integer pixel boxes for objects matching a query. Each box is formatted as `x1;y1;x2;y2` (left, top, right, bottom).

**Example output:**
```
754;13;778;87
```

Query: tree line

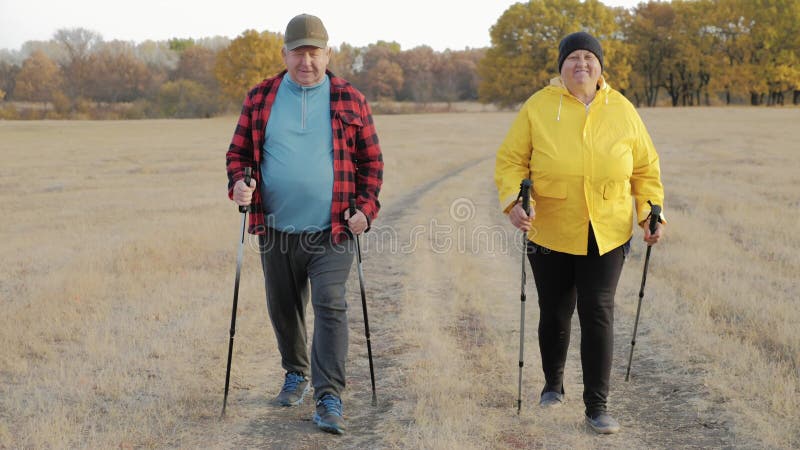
0;28;482;119
1;0;798;119
482;0;799;107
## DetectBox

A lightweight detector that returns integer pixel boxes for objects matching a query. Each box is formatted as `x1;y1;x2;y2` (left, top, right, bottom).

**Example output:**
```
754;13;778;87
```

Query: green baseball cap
284;14;328;50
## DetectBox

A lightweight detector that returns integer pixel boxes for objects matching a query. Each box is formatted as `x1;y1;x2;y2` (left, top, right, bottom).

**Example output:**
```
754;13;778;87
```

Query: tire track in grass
185;156;493;449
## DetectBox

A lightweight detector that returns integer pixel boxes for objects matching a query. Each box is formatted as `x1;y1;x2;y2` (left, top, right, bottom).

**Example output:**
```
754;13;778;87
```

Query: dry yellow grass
0;107;798;449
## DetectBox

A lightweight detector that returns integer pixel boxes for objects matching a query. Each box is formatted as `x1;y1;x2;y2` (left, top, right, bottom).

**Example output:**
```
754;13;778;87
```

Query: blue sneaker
313;393;346;435
275;372;310;406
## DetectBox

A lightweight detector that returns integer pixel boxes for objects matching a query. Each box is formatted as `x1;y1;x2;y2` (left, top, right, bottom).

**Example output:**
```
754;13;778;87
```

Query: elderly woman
494;31;666;434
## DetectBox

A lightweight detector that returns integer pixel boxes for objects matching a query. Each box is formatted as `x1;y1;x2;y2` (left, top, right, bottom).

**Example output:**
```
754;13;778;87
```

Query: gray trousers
258;229;354;400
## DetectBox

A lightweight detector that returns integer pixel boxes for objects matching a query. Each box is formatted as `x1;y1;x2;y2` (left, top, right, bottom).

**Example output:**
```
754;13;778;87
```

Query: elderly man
226;13;383;435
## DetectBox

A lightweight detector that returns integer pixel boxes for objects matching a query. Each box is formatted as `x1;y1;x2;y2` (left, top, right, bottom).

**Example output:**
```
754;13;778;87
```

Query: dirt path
181;157;497;449
184;153;737;449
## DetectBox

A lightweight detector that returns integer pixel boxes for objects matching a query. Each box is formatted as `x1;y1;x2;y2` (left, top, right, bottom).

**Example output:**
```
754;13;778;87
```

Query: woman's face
560;49;602;93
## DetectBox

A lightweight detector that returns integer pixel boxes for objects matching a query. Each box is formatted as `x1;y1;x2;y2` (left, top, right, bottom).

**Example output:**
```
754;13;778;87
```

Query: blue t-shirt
261;74;334;232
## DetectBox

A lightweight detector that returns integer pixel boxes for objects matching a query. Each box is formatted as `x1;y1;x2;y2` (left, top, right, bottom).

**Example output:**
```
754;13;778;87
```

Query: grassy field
0;107;798;449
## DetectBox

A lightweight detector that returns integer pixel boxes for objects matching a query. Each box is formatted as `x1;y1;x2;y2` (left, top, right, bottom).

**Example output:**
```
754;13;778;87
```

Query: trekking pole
222;167;252;417
350;197;377;406
516;178;532;414
625;200;662;382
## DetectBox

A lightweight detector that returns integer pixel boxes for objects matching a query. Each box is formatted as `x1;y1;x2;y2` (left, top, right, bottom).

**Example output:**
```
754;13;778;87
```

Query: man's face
282;45;331;87
560;49;602;92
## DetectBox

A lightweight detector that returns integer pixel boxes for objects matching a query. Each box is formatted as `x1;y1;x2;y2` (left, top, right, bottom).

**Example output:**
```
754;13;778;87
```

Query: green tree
168;38;195;53
214;30;284;102
14;50;63;108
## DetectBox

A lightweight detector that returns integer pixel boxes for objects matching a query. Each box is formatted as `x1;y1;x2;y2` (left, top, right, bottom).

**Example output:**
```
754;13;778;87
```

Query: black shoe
313;393;346;435
539;391;564;407
585;411;621;434
275;372;310;406
539;385;564;407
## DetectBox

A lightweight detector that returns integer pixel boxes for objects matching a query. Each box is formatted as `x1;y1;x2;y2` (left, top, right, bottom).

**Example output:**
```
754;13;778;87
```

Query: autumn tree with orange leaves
214;30;284;103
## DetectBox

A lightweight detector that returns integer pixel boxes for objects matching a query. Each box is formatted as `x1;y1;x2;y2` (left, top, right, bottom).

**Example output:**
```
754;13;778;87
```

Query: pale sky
0;0;642;52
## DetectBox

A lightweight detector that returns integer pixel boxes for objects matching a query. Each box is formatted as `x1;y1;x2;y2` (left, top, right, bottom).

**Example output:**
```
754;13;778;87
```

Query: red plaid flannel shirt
226;70;383;243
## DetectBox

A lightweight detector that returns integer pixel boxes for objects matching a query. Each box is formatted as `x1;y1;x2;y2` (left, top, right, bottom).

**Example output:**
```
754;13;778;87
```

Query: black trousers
527;225;627;416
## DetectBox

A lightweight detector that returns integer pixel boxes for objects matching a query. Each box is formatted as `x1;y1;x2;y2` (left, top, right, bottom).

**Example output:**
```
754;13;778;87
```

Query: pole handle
239;167;252;214
647;200;661;235
520;179;532;215
348;197;359;239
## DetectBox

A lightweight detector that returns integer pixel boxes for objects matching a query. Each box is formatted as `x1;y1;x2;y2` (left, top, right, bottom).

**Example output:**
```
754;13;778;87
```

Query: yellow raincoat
495;76;665;255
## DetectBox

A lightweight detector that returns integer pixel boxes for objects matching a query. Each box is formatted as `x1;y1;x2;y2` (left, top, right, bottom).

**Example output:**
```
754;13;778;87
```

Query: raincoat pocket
602;180;629;200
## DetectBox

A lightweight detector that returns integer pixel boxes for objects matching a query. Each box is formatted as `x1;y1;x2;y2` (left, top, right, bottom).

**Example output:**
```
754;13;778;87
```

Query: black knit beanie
557;31;604;72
